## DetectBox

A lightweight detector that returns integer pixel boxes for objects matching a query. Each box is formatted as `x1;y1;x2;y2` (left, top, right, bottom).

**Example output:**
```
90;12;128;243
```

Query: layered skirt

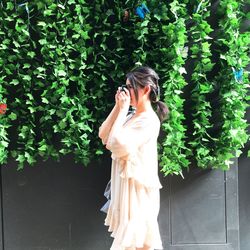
104;156;163;250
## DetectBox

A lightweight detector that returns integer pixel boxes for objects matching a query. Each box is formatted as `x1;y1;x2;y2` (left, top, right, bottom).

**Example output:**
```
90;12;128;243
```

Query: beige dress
102;110;163;250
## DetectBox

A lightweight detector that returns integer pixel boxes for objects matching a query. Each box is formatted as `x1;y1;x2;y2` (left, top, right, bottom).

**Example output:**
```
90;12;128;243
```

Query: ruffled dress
101;111;163;250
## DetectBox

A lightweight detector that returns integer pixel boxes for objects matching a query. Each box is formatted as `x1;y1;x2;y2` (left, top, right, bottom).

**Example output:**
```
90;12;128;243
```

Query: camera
120;84;127;92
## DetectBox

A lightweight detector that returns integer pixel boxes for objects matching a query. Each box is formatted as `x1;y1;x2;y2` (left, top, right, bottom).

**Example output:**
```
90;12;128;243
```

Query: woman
99;66;169;250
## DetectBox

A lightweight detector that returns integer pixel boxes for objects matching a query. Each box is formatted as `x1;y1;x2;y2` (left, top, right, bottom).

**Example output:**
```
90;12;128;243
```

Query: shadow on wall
1;154;113;250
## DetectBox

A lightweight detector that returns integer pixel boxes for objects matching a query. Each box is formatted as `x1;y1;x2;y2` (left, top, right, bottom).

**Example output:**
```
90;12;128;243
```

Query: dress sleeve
106;116;159;159
99;123;110;145
100;113;133;145
98;105;120;145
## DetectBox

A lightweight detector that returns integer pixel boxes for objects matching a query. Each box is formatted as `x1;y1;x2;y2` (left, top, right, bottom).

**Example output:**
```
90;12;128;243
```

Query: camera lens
121;84;127;92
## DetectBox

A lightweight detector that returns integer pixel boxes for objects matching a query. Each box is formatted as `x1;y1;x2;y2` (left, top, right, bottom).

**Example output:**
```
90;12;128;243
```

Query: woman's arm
98;104;120;145
105;107;128;150
106;88;131;150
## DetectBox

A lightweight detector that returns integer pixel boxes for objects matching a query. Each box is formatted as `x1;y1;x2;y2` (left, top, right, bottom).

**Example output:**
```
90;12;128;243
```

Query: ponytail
155;100;169;123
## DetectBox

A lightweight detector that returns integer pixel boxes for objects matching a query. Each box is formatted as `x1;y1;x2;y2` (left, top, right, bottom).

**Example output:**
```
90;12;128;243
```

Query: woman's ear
144;85;151;95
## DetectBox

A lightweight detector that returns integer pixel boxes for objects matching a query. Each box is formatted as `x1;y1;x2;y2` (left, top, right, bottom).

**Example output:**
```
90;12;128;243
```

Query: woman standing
99;66;169;250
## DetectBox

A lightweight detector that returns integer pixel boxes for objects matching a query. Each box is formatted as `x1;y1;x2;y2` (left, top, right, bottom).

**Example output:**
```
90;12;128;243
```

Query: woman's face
126;79;144;107
125;79;134;106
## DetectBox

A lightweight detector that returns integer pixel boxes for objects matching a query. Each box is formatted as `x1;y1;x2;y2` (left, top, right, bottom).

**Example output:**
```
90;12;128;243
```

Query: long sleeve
107;113;160;159
106;111;162;189
98;104;120;145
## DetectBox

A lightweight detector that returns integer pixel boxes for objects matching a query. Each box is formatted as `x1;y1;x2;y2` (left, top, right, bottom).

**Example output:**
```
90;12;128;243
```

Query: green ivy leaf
10;79;19;85
8;112;17;120
58;70;67;77
23;75;31;81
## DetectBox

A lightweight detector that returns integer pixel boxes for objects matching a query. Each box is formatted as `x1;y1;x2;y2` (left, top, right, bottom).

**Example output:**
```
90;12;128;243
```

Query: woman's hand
115;88;120;105
116;87;130;111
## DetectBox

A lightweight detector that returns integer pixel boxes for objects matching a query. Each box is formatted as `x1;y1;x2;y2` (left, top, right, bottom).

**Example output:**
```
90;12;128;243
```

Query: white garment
102;111;163;250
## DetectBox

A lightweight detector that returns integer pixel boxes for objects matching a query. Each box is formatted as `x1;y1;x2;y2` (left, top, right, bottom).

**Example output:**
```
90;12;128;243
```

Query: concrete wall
0;152;244;249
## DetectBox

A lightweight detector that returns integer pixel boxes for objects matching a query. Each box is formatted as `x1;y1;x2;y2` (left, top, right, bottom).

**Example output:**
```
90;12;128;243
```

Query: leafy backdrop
0;0;249;176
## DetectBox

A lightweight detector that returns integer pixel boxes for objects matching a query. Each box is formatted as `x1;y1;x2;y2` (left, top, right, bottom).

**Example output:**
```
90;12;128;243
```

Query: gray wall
238;103;250;250
0;156;112;250
0;151;246;249
239;153;250;250
160;161;239;250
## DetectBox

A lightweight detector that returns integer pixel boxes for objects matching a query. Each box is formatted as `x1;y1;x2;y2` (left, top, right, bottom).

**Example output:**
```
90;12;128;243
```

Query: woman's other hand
117;87;130;111
115;88;120;106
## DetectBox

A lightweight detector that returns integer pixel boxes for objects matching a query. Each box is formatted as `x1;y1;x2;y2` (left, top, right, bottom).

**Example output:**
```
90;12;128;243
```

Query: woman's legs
136;246;153;250
125;245;153;250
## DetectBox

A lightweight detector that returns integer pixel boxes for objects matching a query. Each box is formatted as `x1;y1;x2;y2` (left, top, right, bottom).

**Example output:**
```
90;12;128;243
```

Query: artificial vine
0;0;249;175
0;6;10;165
88;0;132;156
0;85;9;165
210;0;250;169
188;0;216;168
131;4;150;65
37;1;94;166
0;2;38;168
156;1;191;176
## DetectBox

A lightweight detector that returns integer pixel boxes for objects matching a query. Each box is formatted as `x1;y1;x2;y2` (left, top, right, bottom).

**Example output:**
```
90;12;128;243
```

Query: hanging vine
0;78;9;165
152;0;191;176
0;2;38;169
37;1;94;166
210;0;250;169
0;4;10;165
87;0;132;158
188;0;216;168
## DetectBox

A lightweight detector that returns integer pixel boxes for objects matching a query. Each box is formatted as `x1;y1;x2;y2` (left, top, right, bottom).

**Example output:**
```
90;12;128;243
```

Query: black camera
120;84;127;92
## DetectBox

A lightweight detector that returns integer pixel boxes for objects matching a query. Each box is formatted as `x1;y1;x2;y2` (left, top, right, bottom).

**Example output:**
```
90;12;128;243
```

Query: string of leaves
209;0;250;169
187;0;216;168
0;2;38;168
122;1;191;176
88;0;138;156
38;1;94;166
155;1;191;176
0;3;11;165
0;59;9;165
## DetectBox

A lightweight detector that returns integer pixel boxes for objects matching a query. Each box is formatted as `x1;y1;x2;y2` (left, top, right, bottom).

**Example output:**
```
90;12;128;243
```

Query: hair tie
150;84;160;104
152;98;160;104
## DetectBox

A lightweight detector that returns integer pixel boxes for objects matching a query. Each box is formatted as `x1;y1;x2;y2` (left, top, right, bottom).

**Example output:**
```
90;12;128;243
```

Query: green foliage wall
0;0;249;176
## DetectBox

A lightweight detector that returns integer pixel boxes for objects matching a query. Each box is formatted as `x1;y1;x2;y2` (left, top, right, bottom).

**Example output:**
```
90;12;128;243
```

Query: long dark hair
126;66;169;122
